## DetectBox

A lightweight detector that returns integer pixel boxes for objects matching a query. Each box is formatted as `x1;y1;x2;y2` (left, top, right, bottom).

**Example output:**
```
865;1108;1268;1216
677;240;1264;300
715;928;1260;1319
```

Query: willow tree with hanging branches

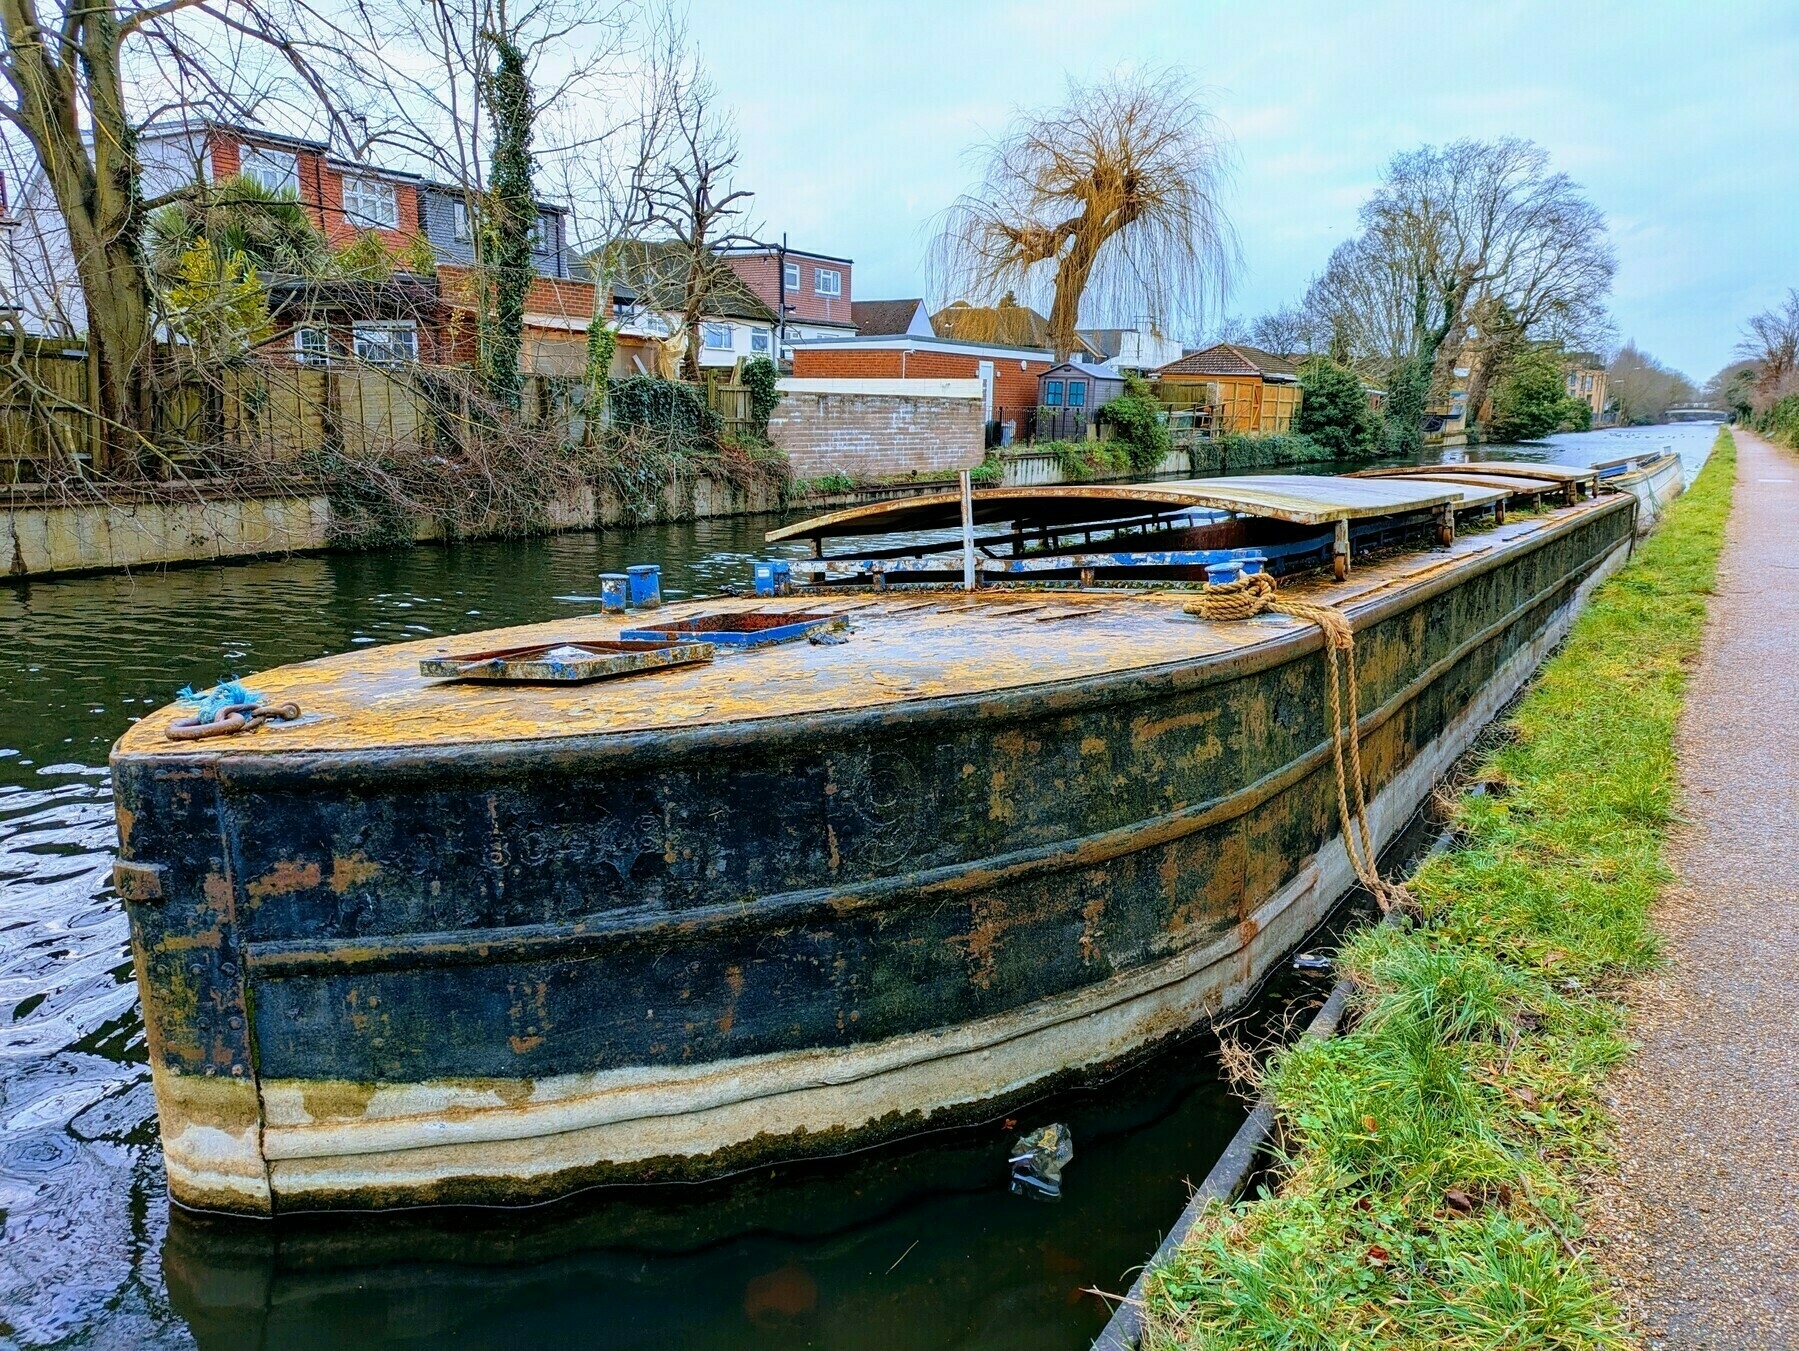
932;69;1238;363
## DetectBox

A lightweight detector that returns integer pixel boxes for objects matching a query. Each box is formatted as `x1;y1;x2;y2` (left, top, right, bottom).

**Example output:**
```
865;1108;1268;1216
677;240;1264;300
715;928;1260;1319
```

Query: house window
750;330;771;354
451;200;472;244
531;211;557;252
813;267;841;297
702;323;733;351
240;146;298;194
1067;381;1087;408
295;326;329;365
342;176;398;229
1042;380;1063;407
352;321;417;364
783;261;800;292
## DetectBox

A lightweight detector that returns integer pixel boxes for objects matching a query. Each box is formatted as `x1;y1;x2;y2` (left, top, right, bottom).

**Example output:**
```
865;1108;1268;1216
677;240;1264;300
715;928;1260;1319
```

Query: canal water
0;424;1717;1349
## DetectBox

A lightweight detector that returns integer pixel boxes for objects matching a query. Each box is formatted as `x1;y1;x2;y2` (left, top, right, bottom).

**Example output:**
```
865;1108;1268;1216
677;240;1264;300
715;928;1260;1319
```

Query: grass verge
1140;430;1738;1350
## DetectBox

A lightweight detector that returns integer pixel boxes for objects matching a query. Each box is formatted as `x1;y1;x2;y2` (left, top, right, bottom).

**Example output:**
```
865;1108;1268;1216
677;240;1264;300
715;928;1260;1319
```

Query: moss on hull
1140;431;1737;1350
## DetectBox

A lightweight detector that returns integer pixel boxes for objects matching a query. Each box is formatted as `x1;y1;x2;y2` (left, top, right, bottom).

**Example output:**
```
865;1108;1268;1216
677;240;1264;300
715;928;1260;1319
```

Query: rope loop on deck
1185;575;1415;916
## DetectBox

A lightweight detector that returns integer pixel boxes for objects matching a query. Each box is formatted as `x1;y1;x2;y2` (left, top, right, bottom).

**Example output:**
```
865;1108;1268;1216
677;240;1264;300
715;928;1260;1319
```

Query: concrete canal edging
2;473;790;580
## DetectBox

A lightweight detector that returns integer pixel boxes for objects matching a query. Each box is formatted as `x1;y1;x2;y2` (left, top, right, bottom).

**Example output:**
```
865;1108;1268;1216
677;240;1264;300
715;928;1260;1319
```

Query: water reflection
0;423;1721;1348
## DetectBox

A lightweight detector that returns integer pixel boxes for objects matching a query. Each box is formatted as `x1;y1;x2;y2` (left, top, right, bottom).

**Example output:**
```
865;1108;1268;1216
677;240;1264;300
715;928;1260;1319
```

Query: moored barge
111;471;1639;1214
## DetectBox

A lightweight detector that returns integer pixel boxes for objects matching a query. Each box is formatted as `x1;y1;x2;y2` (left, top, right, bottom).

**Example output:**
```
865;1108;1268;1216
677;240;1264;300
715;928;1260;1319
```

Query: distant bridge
1665;406;1727;423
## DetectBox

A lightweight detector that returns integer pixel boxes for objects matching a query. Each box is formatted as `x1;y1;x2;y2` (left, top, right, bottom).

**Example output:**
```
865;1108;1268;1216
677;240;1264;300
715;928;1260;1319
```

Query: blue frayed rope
176;679;262;723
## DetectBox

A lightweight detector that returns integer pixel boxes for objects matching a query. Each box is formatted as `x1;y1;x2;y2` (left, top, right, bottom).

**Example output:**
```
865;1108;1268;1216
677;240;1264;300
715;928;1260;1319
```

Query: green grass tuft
1141;431;1738;1350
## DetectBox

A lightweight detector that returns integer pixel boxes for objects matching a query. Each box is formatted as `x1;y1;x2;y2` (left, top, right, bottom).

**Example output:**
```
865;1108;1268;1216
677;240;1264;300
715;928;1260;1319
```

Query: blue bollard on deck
599;573;629;613
1204;560;1241;586
627;565;662;609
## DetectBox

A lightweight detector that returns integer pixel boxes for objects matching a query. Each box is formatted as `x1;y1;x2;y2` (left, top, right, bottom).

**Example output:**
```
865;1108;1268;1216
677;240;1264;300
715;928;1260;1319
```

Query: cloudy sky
685;0;1795;380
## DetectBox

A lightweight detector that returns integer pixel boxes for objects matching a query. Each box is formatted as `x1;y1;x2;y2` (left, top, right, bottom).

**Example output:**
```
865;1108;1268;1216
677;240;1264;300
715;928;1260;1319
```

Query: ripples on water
0;425;1720;1348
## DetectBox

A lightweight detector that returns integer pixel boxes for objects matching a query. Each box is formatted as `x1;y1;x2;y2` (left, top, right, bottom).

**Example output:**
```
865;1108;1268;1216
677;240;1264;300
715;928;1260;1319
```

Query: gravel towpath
1595;430;1799;1348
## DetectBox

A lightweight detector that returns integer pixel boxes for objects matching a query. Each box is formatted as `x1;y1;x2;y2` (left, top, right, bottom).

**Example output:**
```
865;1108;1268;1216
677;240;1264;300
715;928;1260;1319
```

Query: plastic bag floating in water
1009;1122;1074;1201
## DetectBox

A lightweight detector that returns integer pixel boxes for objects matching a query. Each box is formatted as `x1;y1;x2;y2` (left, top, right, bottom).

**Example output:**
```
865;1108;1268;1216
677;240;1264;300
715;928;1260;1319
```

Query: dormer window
452;200;472;243
240;146;298;194
813;267;841;297
531;211;557;252
342;175;398;229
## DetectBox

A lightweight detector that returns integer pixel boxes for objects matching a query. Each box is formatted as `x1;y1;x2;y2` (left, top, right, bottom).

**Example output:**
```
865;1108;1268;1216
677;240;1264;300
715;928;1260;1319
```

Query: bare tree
0;0;252;462
1736;288;1799;409
1608;341;1695;425
633;62;752;382
933;68;1238;363
1298;138;1614;450
1248;304;1310;358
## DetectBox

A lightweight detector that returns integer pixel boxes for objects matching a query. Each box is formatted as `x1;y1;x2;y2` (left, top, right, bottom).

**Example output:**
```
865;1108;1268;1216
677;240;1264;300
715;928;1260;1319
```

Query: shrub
1216;431;1332;467
1755;392;1799;449
968;452;1003;487
1097;373;1174;473
1489;347;1576;442
1295;356;1379;458
608;376;720;449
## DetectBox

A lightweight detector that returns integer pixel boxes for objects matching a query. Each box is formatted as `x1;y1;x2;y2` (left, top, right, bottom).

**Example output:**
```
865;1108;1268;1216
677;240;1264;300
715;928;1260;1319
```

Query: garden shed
1037;361;1125;440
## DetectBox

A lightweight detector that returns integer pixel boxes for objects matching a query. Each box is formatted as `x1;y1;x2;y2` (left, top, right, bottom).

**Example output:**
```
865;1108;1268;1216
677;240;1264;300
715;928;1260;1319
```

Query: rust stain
1131;707;1220;746
951;895;1007;989
329;853;382;894
300;1081;378;1122
718;963;744;1035
247;859;322;900
508;1034;543;1053
114;802;136;847
1078;894;1106;964
1079;736;1108;756
202;873;232;908
987;768;1013;824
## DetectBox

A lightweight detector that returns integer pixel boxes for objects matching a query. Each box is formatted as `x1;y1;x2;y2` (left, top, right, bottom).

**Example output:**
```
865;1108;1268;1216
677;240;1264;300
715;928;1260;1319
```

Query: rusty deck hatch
419;639;714;683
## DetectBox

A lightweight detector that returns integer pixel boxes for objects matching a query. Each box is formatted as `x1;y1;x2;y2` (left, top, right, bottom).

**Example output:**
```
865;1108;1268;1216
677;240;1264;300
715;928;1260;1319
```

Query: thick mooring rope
1186;574;1414;915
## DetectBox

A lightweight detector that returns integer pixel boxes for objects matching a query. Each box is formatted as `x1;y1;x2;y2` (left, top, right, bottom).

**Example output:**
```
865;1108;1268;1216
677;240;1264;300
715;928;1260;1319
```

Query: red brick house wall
206;131;423;254
793;346;1050;415
723;251;852;326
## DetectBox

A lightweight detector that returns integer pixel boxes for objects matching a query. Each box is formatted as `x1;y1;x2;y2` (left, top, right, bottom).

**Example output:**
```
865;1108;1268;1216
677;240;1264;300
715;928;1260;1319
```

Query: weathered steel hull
1612;452;1684;533
112;499;1635;1214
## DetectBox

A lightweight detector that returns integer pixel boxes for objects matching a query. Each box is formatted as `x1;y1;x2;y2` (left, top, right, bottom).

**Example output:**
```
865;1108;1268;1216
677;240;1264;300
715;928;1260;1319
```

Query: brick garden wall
769;380;985;479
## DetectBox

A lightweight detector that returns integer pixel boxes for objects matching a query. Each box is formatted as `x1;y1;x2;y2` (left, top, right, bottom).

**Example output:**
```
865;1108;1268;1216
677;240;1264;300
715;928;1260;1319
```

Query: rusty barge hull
111;495;1636;1215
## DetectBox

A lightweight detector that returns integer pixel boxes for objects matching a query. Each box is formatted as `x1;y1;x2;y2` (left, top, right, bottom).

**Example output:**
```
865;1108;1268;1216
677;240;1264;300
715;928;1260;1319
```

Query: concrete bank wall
4;473;786;580
770;379;985;480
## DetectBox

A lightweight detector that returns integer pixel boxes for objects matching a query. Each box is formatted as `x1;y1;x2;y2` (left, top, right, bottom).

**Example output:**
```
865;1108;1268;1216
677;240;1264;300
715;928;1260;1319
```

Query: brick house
1153;343;1301;434
718;244;855;359
791;333;1054;435
11;118;596;375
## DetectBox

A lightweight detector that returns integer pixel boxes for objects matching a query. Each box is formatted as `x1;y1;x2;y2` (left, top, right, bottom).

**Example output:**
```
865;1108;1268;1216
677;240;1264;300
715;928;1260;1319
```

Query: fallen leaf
1444;1188;1474;1215
1366;1244;1390;1268
1514;1087;1538;1107
1361;1115;1378;1133
1497;1183;1515;1207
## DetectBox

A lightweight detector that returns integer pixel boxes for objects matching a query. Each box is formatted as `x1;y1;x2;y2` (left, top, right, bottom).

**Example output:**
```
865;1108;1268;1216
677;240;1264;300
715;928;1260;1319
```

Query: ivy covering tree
741;357;780;435
480;30;536;410
1294;356;1378;458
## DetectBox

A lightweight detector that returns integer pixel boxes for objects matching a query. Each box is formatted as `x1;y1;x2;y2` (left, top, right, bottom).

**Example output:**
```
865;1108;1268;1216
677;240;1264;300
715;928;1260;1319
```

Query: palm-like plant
146;174;328;282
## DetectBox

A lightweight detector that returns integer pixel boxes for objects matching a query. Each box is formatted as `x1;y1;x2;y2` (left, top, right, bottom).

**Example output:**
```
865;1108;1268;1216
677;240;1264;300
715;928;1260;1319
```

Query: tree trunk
1;0;156;471
1048;226;1101;364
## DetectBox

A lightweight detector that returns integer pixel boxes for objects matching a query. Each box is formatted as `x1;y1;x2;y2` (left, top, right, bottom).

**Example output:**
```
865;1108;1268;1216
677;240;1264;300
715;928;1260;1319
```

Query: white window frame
750;329;771;355
531;211;557;252
451;199;472;244
295;326;329;365
352;321;418;365
240;146;298;194
782;261;800;292
702;322;734;352
342;175;398;229
813;267;841;297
